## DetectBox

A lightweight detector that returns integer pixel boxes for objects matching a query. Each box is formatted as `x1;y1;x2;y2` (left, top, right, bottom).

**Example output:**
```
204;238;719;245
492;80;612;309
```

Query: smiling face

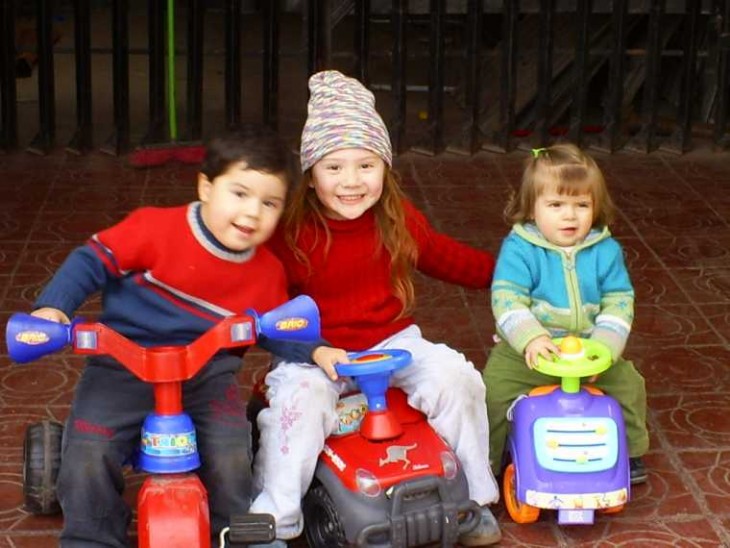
533;188;594;247
197;161;287;252
309;148;386;220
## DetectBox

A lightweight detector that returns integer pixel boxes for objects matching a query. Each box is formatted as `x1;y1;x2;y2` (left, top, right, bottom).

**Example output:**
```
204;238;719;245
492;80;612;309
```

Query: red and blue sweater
34;202;320;361
267;199;495;351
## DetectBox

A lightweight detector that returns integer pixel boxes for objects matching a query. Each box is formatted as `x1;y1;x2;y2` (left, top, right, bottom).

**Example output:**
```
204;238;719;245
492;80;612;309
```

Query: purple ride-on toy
503;336;630;526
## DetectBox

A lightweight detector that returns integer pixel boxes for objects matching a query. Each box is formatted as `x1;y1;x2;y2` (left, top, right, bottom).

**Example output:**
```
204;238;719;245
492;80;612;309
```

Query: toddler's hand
31;307;70;324
524;335;559;369
312;346;350;381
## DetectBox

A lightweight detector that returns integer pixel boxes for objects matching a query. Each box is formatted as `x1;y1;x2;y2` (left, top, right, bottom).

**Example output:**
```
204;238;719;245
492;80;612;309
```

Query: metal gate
1;0;728;157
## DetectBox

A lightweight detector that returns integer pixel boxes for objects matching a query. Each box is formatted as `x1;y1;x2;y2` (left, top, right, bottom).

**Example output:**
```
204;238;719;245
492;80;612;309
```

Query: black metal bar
67;0;93;154
595;0;628;153
390;0;407;155
489;0;518;152
0;0;18;150
101;0;130;156
263;0;279;129
225;0;241;130
413;0;445;155
714;0;730;147
627;0;665;153
186;0;204;141
308;0;328;74
533;0;555;147
662;0;701;154
354;0;371;85
28;0;56;155
568;0;592;146
144;0;165;143
449;0;483;155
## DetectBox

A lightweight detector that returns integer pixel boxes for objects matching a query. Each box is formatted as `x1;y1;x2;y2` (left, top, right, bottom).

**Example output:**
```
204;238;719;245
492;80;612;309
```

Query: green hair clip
531;147;547;158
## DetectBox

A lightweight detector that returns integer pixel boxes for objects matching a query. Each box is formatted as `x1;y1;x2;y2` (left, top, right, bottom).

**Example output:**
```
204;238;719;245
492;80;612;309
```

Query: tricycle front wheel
503;464;540;524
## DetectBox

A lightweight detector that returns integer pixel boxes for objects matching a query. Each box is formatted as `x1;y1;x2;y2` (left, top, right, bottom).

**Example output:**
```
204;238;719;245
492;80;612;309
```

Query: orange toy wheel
600;504;625;514
503;464;540;524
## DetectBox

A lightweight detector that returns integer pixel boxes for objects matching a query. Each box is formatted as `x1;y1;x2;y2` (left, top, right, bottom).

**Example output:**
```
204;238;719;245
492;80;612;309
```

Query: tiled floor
1;147;730;547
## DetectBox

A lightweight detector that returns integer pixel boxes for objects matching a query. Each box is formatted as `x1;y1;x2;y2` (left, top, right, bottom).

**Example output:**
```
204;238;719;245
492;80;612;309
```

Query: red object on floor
128;144;206;168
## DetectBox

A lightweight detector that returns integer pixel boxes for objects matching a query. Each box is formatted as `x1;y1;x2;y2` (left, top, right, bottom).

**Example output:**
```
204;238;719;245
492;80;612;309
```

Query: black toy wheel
302;484;348;548
23;420;63;515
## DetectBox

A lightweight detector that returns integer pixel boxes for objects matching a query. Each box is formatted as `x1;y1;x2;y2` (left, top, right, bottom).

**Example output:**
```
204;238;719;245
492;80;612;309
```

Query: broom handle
167;0;178;141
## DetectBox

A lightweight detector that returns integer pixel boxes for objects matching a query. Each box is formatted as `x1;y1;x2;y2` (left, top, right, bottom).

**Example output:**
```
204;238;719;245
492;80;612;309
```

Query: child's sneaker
458;505;502;546
629;457;648;484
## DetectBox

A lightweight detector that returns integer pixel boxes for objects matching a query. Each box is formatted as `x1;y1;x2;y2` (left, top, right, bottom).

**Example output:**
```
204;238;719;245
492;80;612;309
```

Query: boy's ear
197;173;212;202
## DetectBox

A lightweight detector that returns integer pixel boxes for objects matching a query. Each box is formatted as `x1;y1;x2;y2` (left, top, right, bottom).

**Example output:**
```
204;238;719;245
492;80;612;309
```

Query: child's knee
272;373;337;408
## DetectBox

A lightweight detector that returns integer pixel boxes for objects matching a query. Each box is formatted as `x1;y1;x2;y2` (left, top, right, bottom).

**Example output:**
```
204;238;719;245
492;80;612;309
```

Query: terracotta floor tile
651;392;730;450
0;211;36;244
678;450;730;516
633;345;730;394
2;150;730;546
646;235;730;270
42;183;146;214
670;268;730;304
694;303;730;344
28;211;126;243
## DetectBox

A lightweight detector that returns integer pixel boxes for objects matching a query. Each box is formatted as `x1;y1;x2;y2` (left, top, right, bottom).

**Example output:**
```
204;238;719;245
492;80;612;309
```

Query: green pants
483;341;649;476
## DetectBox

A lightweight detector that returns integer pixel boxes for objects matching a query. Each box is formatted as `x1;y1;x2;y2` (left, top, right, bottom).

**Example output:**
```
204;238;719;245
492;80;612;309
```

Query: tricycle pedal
225;513;276;545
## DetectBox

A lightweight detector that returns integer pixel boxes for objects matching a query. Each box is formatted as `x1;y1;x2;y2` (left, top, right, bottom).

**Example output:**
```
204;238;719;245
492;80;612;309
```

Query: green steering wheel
534;337;612;393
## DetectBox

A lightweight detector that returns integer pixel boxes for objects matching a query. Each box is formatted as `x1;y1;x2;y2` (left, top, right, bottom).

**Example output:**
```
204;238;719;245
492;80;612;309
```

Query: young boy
29;125;346;547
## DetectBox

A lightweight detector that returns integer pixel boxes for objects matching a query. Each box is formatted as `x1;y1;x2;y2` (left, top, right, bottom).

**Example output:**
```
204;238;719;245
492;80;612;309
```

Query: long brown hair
284;166;419;316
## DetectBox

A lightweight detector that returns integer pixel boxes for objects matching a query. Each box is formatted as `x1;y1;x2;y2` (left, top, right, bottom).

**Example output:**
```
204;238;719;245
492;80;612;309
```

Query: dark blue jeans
57;354;252;548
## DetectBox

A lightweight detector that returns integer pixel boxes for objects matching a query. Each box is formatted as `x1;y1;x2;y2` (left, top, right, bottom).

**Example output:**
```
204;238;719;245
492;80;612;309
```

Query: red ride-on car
251;349;480;548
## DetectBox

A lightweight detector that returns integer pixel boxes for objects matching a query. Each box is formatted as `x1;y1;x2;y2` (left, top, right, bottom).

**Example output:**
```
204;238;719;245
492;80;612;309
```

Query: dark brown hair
200;125;295;185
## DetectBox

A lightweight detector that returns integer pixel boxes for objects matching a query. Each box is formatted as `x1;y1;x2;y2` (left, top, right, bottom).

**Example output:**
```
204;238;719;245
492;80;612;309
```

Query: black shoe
629;457;648;485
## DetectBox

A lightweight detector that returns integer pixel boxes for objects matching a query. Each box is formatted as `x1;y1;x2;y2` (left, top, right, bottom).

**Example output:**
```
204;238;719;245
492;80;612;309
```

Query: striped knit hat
300;70;392;172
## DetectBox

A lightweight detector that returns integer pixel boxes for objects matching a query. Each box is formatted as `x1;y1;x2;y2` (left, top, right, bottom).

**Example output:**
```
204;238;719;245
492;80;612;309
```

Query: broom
128;0;205;167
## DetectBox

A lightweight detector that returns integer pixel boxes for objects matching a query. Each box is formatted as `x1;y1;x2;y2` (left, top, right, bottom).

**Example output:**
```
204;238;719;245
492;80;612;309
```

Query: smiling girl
249;70;502;547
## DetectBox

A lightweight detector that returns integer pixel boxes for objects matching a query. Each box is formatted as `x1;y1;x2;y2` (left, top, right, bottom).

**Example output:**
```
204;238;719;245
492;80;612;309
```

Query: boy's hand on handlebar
31;307;70;324
312;346;350;381
524;336;559;369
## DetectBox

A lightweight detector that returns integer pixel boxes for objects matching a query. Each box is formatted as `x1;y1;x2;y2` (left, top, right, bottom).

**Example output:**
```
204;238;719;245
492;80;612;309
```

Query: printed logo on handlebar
14;331;50;345
275;318;309;331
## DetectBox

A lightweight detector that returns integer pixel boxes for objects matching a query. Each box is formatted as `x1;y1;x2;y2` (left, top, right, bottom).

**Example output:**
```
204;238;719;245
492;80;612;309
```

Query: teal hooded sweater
491;223;634;360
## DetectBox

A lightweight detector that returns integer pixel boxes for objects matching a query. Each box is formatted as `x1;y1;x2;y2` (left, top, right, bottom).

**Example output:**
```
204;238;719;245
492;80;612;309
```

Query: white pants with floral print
249;324;499;539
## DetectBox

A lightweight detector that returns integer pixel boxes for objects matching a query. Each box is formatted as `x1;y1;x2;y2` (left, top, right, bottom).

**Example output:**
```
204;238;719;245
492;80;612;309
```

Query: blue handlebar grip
252;295;321;342
5;313;73;364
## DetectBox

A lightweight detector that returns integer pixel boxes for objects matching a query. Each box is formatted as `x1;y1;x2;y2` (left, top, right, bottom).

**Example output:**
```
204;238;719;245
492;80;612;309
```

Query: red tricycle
7;296;320;548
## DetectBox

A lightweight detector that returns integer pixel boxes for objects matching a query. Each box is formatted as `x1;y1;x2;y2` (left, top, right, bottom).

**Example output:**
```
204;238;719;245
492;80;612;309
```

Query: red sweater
267;200;495;350
36;204;289;347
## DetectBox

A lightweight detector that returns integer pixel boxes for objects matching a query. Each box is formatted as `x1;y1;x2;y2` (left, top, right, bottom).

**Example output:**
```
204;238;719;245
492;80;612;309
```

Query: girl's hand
31;307;70;324
312;346;350;381
524;335;559;369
